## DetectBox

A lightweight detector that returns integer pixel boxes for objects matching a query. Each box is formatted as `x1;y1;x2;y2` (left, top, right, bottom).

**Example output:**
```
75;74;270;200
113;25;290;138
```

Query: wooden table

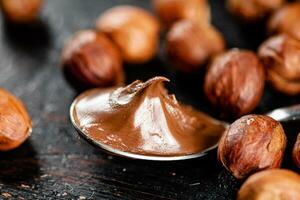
0;1;299;199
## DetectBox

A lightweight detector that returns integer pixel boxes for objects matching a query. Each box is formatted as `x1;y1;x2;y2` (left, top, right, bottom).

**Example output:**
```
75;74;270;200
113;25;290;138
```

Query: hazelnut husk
0;89;32;151
204;49;265;118
166;20;225;72
268;3;300;41
153;0;211;28
227;0;285;22
96;6;160;64
237;169;300;200
293;133;300;169
61;30;124;89
0;0;42;23
218;115;287;179
258;34;300;96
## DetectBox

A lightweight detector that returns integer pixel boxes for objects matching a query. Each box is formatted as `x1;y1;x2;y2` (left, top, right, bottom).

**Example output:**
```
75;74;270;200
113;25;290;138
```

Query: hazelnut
227;0;285;22
166;20;225;72
96;6;160;64
0;0;42;23
218;115;287;179
61;30;124;88
293;133;300;169
268;3;300;41
204;49;265;118
0;89;32;151
258;34;300;96
237;169;300;200
153;0;211;28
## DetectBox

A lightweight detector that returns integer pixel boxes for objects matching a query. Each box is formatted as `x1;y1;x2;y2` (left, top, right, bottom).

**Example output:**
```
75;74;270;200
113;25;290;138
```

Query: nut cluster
0;89;32;151
218;115;286;179
153;0;211;28
0;0;43;23
156;0;225;73
227;0;285;22
96;6;160;64
259;34;300;95
204;49;265;118
62;5;161;87
6;1;297;197
59;1;300;184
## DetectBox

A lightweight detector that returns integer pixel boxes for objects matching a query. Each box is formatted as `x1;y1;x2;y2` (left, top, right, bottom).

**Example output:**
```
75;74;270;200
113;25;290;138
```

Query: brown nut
61;30;124;88
227;0;285;22
258;34;300;96
0;0;42;23
0;89;32;151
268;3;300;41
96;6;160;64
218;115;287;179
153;0;211;28
204;49;265;118
293;133;300;169
237;169;300;200
166;20;225;72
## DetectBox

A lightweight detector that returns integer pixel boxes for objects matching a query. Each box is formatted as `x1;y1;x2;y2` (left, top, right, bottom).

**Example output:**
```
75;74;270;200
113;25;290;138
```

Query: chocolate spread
71;77;226;156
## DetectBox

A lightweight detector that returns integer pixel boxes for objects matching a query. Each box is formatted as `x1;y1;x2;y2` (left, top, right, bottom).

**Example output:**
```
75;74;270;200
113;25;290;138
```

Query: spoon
70;103;300;161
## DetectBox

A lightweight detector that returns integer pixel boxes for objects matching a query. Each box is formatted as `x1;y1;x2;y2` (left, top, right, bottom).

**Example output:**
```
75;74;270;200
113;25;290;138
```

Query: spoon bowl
70;101;300;161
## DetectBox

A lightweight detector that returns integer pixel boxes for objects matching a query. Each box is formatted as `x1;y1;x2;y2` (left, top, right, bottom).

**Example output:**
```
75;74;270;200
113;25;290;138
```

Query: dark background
0;0;299;199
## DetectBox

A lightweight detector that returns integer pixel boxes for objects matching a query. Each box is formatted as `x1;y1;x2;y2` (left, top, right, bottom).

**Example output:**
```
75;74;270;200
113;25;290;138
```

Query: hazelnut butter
71;77;225;156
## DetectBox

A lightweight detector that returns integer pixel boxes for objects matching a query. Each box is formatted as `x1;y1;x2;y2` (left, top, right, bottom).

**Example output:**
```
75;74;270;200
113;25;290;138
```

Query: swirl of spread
71;77;225;156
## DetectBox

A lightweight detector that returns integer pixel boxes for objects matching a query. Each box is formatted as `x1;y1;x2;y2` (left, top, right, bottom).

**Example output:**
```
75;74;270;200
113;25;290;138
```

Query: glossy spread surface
71;77;226;156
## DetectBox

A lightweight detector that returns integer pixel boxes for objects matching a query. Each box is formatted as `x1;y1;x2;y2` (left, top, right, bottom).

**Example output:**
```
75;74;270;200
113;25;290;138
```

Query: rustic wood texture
0;0;299;199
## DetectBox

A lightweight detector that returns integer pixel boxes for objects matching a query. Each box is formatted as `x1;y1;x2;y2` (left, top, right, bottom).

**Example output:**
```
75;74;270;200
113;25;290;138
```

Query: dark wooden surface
0;0;299;199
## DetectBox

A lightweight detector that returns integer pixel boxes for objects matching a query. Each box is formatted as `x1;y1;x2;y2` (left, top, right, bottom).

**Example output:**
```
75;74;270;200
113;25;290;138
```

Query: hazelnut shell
204;49;265;118
0;89;32;151
227;0;285;22
218;115;286;179
237;169;300;200
0;0;42;23
61;30;124;88
153;0;211;28
166;20;225;72
96;6;160;64
258;34;300;96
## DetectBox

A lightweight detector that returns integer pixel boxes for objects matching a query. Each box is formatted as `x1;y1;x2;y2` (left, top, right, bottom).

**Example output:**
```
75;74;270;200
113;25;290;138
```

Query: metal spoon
70;104;300;161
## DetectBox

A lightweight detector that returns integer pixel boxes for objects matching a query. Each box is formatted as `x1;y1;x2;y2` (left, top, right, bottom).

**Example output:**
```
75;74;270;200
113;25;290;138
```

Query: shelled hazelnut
96;6;160;64
227;0;285;22
0;0;42;23
237;169;300;200
153;0;210;28
268;3;300;41
258;34;300;95
218;115;286;179
166;20;225;72
61;30;124;88
0;89;32;151
204;49;265;118
293;133;300;169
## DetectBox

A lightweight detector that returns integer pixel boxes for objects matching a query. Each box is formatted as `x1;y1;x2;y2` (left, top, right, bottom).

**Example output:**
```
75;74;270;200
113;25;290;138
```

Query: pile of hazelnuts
215;0;300;199
60;0;300;198
1;0;300;199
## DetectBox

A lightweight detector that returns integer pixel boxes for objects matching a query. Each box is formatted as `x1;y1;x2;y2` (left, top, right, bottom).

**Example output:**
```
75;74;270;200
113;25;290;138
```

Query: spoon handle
267;104;300;122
